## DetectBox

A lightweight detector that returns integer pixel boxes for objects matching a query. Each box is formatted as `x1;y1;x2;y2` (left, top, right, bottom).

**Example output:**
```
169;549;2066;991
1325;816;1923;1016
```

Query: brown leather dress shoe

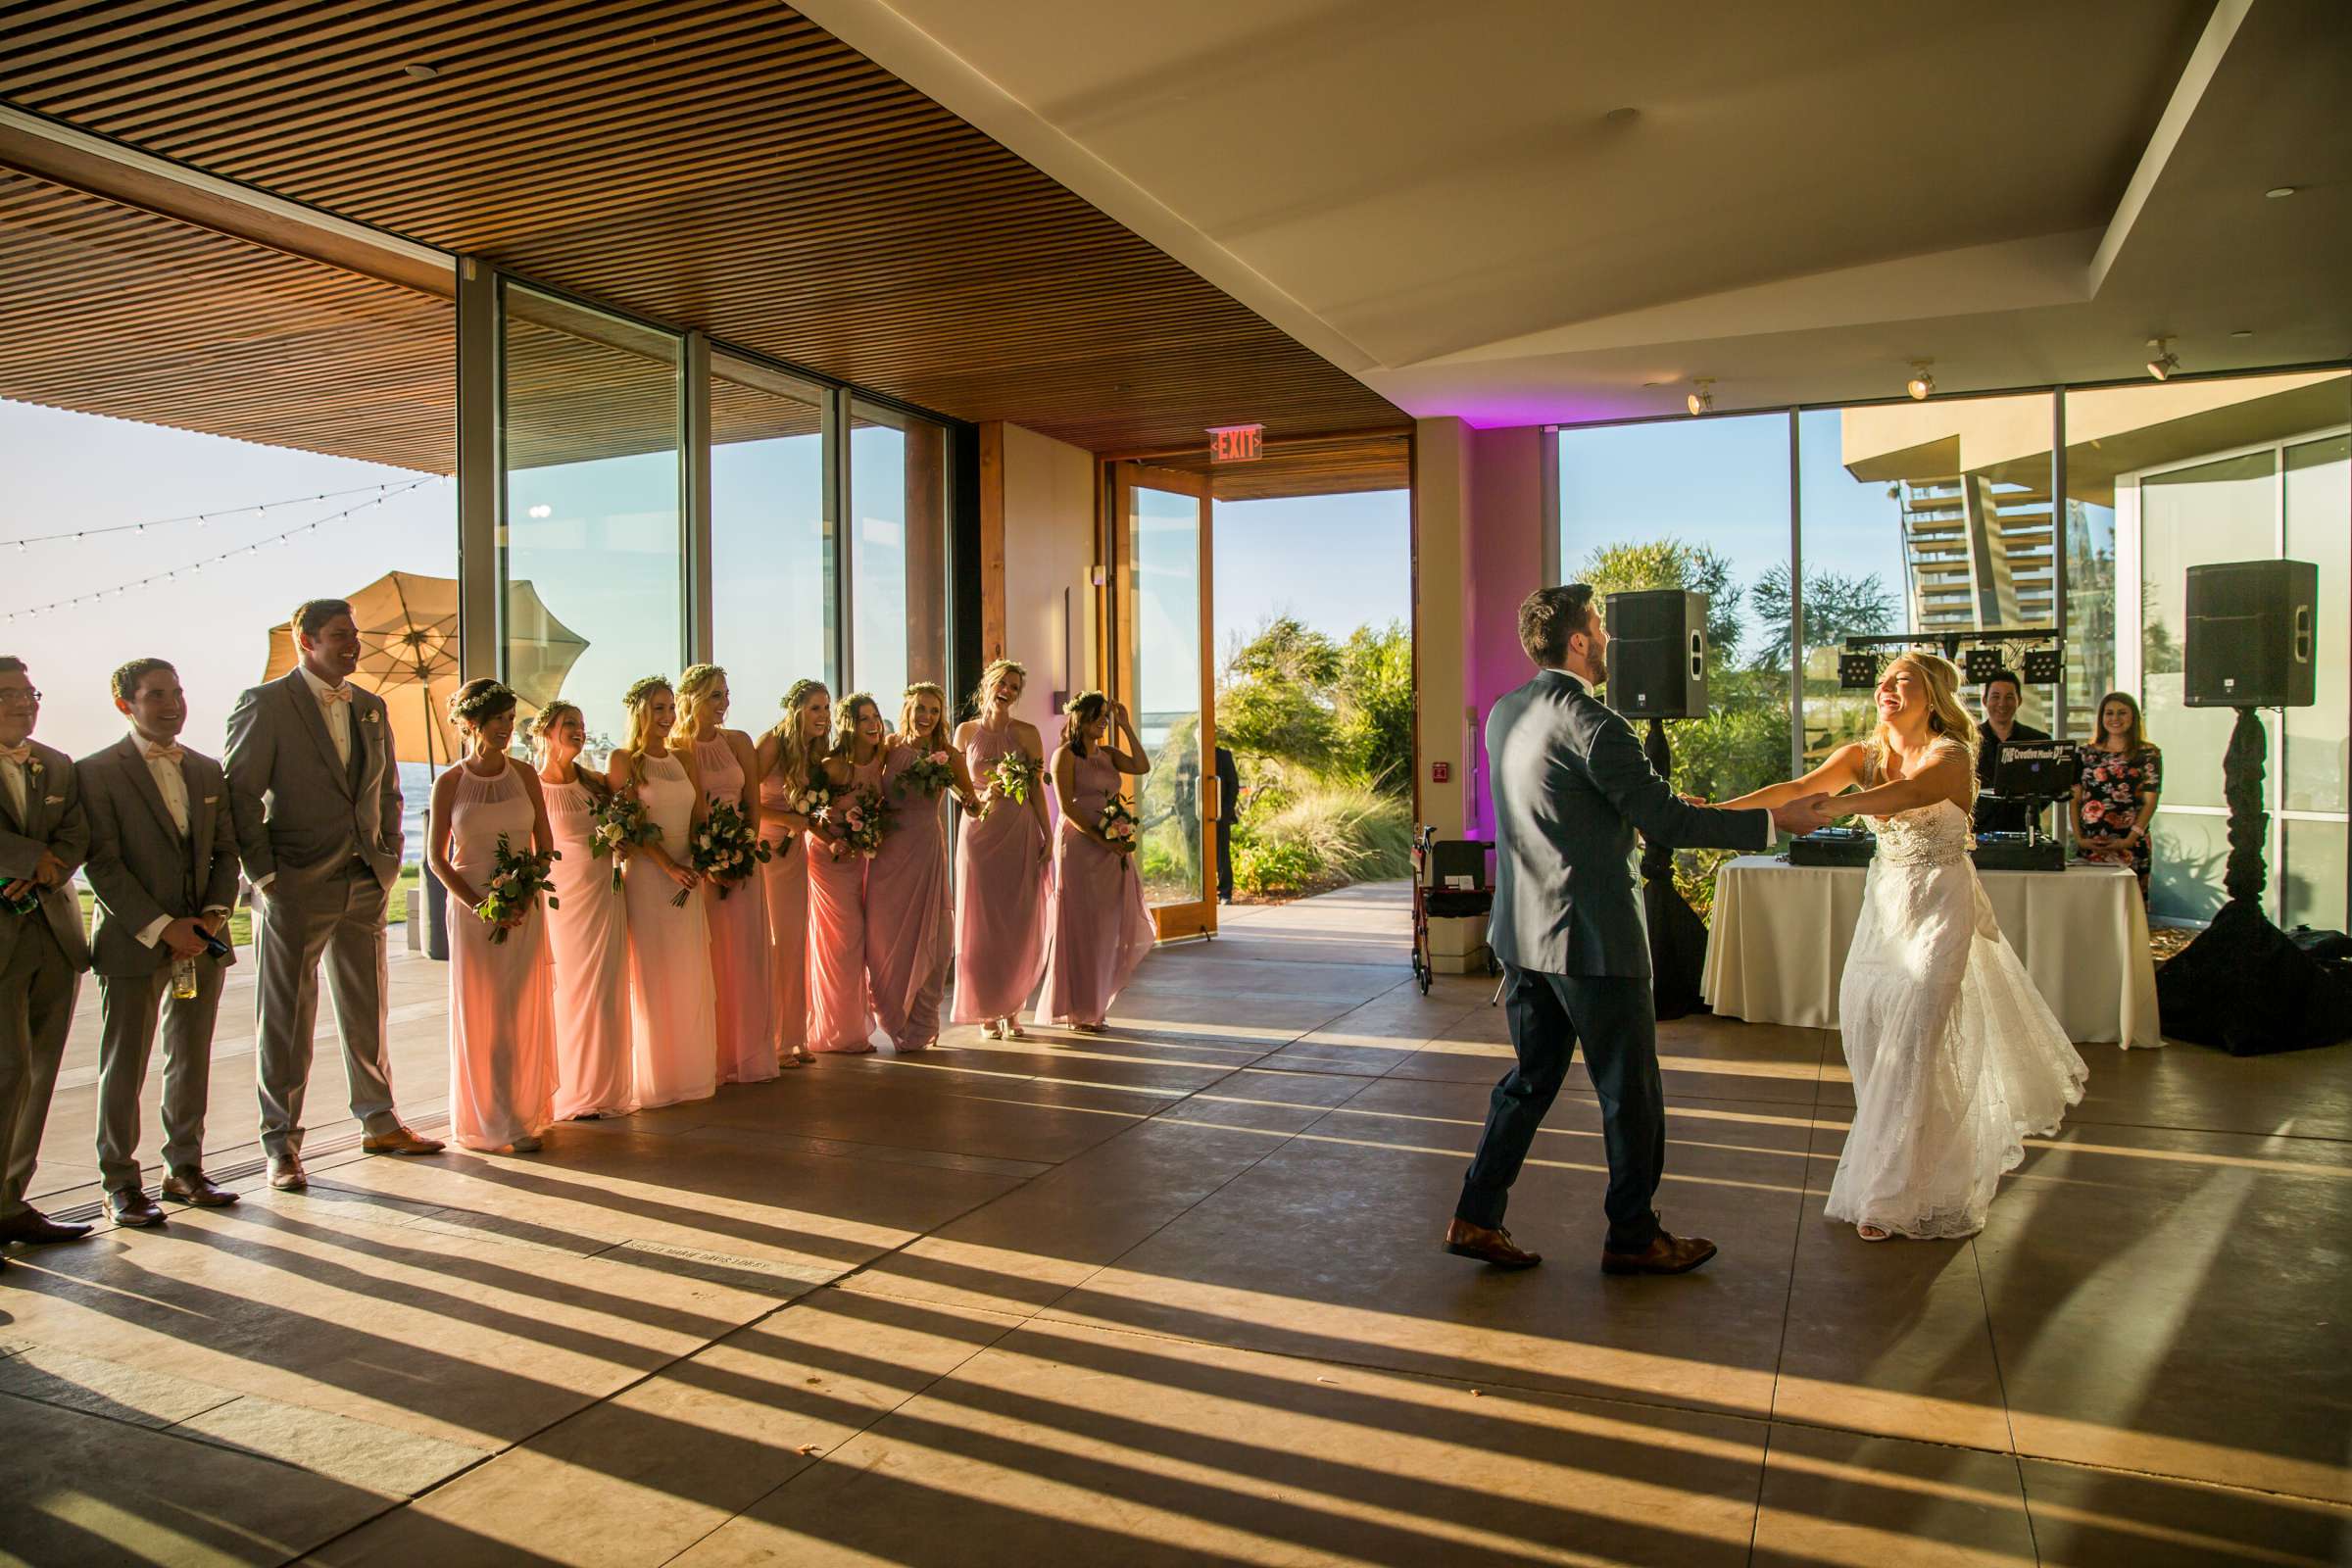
163;1169;240;1208
107;1189;168;1228
269;1153;309;1192
1600;1228;1719;1276
0;1207;96;1244
362;1125;446;1156
1444;1218;1542;1269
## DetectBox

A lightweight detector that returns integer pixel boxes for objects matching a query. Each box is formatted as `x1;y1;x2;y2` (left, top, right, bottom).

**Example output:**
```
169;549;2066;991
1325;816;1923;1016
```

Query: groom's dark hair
1519;583;1596;667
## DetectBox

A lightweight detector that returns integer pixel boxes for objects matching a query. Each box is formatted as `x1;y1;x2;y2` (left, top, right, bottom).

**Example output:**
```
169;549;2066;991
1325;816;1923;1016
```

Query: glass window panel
2138;449;2277;811
711;358;831;717
2150;811;2231;923
2282;433;2349;813
1128;485;1205;908
1556;415;1792;802
2284;818;2347;933
501;286;683;754
848;403;948;712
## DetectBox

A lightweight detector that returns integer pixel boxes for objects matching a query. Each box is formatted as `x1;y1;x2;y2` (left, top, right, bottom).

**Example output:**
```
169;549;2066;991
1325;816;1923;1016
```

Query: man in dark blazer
0;655;94;1265
225;598;441;1193
1445;585;1832;1276
79;659;244;1227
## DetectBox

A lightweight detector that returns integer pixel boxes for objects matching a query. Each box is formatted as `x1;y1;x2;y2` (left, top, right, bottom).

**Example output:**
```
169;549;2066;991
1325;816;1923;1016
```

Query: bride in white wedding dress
1722;653;2087;1241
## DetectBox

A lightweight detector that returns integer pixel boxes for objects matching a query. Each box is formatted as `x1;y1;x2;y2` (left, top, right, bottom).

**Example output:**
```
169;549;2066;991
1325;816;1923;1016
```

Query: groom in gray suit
1445;585;1831;1275
225;599;441;1192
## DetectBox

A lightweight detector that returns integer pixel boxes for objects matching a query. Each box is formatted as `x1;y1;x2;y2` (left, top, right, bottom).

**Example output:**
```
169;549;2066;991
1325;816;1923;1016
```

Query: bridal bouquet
478;834;559;943
1098;796;1139;852
897;750;956;800
688;799;770;904
989;750;1040;808
787;780;832;824
828;785;892;858
587;791;656;893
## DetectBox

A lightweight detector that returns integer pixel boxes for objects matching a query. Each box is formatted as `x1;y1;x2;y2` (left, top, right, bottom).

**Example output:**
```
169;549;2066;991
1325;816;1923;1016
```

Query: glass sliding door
1113;463;1215;939
711;354;833;710
499;283;685;753
2282;433;2350;930
848;401;949;709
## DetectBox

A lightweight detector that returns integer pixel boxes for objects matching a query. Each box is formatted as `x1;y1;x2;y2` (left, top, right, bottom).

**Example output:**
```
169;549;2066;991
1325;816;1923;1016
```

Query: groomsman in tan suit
78;659;245;1226
225;600;441;1192
0;656;94;1268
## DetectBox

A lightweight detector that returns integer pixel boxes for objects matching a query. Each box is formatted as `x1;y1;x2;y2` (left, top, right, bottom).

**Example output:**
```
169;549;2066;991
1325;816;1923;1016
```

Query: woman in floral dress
2073;691;2162;899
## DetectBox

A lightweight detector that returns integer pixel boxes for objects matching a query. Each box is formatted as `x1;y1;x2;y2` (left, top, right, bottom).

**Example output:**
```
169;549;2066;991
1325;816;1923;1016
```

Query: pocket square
203;795;219;804
44;794;65;805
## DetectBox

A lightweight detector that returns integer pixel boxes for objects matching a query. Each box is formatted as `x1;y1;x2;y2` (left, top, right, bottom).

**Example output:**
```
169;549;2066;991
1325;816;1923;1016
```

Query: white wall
996;421;1098;738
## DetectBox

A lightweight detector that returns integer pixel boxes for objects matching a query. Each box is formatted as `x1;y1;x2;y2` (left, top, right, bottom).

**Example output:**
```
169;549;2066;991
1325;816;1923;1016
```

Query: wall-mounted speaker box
2184;560;2317;709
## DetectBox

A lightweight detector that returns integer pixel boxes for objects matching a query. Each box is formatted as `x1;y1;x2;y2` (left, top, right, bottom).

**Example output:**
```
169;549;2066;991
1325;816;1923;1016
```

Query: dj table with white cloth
1700;856;2162;1048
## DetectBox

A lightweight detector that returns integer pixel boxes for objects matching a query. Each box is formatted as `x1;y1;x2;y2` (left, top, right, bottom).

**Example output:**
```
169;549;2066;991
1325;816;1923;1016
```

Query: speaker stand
1642;717;1712;1020
2154;706;2352;1054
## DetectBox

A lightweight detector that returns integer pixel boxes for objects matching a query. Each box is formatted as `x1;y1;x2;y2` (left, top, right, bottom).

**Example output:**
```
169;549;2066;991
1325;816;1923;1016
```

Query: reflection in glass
501;288;683;752
1128;486;1204;908
2285;818;2347;932
2282;435;2349;814
2138;450;2276;811
849;404;948;710
711;358;829;712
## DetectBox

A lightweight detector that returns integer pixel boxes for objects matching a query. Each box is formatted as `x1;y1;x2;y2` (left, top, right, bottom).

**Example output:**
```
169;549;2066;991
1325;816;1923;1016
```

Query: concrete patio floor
2;881;2347;1565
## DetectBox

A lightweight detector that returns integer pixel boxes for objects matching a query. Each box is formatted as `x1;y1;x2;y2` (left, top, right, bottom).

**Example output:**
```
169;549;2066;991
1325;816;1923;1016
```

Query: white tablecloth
1700;856;2162;1049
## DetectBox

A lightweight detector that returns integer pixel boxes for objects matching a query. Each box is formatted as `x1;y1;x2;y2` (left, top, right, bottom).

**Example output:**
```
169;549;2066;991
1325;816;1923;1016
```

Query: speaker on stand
2154;560;2351;1054
1606;589;1712;1019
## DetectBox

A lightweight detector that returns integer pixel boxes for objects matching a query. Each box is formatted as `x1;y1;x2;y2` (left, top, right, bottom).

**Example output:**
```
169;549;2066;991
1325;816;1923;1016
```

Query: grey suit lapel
7;745;56;838
283;671;356;797
115;735;182;844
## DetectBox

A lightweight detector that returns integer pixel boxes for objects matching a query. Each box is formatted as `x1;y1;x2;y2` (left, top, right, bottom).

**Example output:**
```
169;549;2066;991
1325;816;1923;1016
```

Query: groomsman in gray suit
225;599;441;1193
0;655;94;1266
1445;586;1832;1276
78;659;245;1226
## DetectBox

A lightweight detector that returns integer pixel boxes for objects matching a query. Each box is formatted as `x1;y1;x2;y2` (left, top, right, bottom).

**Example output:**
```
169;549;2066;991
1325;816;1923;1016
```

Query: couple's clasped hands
1681;790;1841;836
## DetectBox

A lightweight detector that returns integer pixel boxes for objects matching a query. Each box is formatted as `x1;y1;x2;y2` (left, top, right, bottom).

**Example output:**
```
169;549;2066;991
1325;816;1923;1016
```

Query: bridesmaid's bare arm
424;766;477;910
1103;702;1152;775
948;748;983;815
726;728;760;818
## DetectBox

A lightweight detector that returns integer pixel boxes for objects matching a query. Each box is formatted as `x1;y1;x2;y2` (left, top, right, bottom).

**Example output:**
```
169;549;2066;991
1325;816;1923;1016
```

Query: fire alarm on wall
1431;761;1450;783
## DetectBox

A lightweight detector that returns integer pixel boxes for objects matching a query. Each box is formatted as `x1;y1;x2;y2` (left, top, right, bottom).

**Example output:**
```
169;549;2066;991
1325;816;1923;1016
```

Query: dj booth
1699;855;2161;1048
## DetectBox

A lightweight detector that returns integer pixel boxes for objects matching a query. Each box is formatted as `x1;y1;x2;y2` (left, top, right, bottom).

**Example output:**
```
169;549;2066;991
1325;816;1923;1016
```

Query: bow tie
145;742;186;763
318;684;353;705
0;743;28;765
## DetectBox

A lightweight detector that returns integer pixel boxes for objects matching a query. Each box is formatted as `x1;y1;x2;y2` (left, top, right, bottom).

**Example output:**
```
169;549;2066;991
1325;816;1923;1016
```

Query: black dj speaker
1605;589;1709;720
2184;560;2318;708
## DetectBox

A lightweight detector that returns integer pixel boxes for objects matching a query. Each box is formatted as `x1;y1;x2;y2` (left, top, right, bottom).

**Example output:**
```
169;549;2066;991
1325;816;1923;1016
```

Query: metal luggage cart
1410;826;1496;995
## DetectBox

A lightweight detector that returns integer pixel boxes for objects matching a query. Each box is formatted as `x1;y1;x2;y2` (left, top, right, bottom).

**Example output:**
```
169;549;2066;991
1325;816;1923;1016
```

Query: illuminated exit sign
1207;423;1264;463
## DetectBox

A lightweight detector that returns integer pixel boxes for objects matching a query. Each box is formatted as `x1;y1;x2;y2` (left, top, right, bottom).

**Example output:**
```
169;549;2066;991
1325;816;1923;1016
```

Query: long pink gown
544;774;636;1119
697;737;778;1084
446;759;556;1150
759;766;809;1059
1037;747;1154;1027
866;745;953;1051
624;754;720;1106
953;726;1050;1023
807;754;880;1053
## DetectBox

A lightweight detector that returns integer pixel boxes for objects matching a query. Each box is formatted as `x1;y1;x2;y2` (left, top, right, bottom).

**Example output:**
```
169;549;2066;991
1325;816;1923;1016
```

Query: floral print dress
2078;744;2161;895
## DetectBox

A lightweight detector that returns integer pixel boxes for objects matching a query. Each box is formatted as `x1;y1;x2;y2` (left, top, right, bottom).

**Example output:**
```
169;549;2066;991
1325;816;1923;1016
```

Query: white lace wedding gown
1828;745;2089;1239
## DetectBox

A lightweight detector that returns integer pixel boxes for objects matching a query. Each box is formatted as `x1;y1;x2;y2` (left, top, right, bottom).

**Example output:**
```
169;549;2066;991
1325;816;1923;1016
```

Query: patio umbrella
262;570;588;765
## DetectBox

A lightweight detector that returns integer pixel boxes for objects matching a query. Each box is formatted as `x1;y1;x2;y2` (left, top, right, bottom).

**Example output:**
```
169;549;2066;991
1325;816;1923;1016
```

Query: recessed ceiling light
2230;329;2254;340
1604;107;1641;126
2265;186;2297;199
402;63;440;80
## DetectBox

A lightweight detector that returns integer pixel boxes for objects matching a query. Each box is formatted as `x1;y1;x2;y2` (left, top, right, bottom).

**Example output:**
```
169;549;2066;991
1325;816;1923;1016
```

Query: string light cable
1;478;434;552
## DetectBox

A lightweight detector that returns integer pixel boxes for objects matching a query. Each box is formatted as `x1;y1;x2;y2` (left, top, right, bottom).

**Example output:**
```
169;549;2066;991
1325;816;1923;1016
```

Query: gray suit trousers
1;921;81;1218
254;860;398;1156
96;958;226;1191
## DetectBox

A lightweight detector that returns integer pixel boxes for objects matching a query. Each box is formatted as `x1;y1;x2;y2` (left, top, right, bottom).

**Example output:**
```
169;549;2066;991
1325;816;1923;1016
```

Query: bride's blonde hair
1871;652;1979;791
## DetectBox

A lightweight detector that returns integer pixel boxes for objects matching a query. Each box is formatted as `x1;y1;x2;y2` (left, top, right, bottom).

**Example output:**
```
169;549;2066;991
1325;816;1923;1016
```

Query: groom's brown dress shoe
1444;1219;1542;1269
362;1125;446;1156
163;1169;239;1208
0;1208;95;1245
107;1189;167;1228
1600;1229;1718;1276
269;1153;308;1192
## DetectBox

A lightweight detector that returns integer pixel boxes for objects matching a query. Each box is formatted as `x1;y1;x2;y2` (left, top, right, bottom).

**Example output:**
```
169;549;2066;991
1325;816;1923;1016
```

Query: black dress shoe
0;1208;95;1245
107;1190;167;1228
162;1169;239;1208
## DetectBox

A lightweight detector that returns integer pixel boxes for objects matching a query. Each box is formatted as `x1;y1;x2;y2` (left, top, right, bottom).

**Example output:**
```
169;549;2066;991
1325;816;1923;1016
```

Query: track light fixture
1906;361;1935;401
1686;378;1714;416
2146;336;2180;381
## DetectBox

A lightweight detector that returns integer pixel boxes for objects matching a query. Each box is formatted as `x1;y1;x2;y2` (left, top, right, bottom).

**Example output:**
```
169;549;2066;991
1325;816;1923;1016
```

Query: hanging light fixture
1686;377;1715;416
2146;336;2180;380
1906;361;1936;401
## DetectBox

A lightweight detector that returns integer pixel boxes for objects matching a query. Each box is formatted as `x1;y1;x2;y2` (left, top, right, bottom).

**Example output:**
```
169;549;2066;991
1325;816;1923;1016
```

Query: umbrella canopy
263;570;588;766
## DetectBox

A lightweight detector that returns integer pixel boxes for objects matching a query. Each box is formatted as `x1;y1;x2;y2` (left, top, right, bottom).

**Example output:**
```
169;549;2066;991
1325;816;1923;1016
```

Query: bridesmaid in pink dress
1037;692;1154;1033
953;659;1052;1038
756;679;832;1068
807;692;884;1053
675;663;777;1086
426;680;557;1152
612;677;720;1108
532;702;636;1120
868;684;980;1052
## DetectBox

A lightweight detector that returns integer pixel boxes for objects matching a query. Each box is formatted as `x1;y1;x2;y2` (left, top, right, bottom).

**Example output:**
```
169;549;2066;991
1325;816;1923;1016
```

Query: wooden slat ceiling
1151;433;1412;503
0;1;1404;458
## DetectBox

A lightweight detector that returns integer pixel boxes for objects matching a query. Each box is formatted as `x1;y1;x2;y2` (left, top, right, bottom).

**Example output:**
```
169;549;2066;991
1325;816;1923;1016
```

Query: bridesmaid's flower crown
622;674;671;710
1064;690;1105;716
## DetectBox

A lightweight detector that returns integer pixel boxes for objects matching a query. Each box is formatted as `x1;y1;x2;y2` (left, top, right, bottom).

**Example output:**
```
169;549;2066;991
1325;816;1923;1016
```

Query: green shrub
1234;836;1321;895
1231;781;1414;896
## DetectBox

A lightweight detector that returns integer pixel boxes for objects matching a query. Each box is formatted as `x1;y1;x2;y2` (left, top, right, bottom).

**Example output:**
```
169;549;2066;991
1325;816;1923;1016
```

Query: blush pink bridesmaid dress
866;745;953;1051
952;725;1050;1024
446;758;556;1150
758;766;810;1064
696;737;778;1084
623;753;720;1107
807;753;881;1053
1037;746;1154;1028
543;773;635;1119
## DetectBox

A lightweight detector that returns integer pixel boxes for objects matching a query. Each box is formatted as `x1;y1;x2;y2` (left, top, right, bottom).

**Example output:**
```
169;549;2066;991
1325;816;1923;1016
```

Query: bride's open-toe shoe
1857;1224;1891;1243
981;1019;1004;1040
